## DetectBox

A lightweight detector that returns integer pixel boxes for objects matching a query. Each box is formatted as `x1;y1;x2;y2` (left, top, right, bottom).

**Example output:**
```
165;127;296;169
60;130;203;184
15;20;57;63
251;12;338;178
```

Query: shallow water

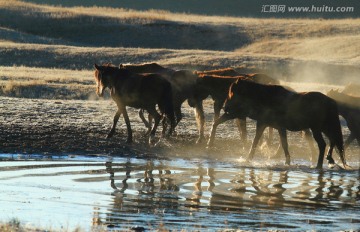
0;154;359;231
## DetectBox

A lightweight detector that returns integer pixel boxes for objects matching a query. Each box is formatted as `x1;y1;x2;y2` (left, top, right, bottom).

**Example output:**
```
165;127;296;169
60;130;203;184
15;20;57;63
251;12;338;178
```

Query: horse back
246;73;280;85
123;63;174;76
197;75;241;99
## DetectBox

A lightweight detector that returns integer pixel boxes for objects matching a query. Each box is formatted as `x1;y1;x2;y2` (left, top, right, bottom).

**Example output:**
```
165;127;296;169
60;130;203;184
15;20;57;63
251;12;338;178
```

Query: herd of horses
94;63;360;169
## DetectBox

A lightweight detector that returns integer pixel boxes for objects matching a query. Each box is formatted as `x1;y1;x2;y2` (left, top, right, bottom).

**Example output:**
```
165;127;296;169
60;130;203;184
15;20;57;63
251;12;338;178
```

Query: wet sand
0;96;245;159
1;95;359;165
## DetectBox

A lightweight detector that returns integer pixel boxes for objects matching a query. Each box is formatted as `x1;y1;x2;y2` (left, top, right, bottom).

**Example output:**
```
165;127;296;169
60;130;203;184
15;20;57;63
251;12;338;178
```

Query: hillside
20;0;360;19
0;0;360;100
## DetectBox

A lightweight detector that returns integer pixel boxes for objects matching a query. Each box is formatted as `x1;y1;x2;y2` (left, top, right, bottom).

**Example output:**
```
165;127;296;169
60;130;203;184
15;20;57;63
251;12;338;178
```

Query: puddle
0;154;359;231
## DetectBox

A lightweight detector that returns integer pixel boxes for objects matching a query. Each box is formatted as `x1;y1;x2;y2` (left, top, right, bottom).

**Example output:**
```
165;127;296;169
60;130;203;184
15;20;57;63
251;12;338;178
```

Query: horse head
224;79;252;118
94;64;114;97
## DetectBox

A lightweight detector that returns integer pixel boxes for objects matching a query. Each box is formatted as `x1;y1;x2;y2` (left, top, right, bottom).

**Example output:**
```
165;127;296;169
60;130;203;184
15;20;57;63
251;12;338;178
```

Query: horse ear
94;64;100;70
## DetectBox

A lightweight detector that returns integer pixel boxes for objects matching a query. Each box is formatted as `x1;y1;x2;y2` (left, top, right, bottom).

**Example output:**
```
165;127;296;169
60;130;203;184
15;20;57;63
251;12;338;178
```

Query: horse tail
159;81;175;133
327;99;347;166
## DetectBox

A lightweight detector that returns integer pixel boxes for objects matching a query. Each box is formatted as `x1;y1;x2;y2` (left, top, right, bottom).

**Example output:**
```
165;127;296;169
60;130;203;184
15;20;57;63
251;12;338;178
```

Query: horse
121;63;197;133
94;63;175;145
189;69;279;144
195;68;280;84
327;89;360;148
120;63;174;77
208;79;347;169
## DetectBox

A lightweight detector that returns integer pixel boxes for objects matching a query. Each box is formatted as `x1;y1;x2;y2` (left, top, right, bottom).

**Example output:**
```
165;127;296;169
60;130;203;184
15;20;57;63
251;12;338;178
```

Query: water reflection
0;156;359;231
92;160;360;230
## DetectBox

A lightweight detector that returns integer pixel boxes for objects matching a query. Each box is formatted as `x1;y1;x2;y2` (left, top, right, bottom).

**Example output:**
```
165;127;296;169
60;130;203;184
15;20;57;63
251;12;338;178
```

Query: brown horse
121;63;197;132
94;63;175;145
189;70;279;144
209;79;347;169
327;89;360;148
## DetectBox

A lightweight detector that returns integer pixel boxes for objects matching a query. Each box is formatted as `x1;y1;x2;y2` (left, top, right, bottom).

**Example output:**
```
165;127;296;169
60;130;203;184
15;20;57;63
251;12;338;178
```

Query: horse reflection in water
91;161;360;229
185;166;216;209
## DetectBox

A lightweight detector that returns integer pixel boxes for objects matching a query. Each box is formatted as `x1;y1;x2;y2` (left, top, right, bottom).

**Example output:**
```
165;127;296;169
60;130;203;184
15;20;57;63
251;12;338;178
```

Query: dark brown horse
189;69;279;144
327;89;360;148
209;79;347;169
94;64;175;145
120;63;174;77
121;63;197;132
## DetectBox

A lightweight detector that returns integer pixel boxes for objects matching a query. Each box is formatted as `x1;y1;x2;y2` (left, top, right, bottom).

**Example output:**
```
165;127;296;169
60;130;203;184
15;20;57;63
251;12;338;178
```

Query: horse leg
121;107;132;144
303;129;317;163
247;122;267;162
326;142;335;168
170;105;182;136
147;107;162;146
235;117;247;146
207;113;234;147
139;109;152;136
174;105;183;128
207;100;226;146
278;128;290;165
139;109;151;130
194;101;205;144
107;109;122;139
312;130;326;169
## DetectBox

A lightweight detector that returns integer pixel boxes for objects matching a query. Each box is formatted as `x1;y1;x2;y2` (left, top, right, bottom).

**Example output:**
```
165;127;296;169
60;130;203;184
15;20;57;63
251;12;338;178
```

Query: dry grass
1;0;360;50
237;35;360;64
0;0;359;99
0;66;95;99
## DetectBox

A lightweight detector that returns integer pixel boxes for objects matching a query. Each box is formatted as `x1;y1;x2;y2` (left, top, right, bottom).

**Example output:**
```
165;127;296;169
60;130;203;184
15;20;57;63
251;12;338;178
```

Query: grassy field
0;0;360;98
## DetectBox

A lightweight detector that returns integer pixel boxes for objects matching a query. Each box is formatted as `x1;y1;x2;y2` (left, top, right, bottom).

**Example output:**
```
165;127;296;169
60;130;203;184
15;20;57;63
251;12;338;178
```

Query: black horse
121;63;197;132
209;79;347;169
94;64;175;145
328;89;360;149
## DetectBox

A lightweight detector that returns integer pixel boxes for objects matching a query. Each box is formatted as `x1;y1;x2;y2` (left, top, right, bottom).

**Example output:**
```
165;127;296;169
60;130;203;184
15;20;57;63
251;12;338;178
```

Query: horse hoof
206;143;214;149
285;159;291;166
149;136;157;146
328;163;336;169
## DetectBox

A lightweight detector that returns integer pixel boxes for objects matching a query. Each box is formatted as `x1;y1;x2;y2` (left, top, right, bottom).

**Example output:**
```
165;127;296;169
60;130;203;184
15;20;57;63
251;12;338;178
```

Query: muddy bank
0;96;248;159
1;96;359;166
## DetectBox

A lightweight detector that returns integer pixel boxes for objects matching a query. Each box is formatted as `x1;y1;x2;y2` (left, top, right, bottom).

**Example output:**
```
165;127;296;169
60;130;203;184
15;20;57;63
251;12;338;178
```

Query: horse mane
195;68;239;76
122;62;162;68
195;67;235;73
198;74;241;79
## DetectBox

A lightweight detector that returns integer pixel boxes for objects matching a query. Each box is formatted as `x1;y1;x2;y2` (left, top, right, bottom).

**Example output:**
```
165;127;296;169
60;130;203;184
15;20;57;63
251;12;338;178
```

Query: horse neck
202;76;235;93
109;68;132;87
243;81;289;103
